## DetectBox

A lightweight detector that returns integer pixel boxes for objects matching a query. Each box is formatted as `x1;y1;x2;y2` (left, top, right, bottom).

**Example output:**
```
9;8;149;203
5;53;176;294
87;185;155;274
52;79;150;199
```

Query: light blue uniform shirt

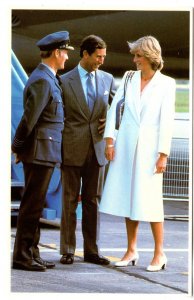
78;63;96;104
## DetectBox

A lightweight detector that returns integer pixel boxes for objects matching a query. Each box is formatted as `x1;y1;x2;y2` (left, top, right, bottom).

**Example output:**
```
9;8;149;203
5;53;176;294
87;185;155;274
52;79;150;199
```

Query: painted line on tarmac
76;248;188;252
10;237;189;255
37;246;188;252
36;247;189;266
20;244;189;253
31;246;189;265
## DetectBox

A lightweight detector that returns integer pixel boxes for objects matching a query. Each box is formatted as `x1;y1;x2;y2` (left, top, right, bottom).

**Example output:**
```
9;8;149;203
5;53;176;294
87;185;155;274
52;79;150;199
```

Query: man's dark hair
40;50;53;59
80;35;107;57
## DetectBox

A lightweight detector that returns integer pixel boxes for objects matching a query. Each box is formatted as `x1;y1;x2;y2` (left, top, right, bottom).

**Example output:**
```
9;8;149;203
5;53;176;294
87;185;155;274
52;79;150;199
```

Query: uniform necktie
86;73;96;112
56;74;63;98
56;74;62;86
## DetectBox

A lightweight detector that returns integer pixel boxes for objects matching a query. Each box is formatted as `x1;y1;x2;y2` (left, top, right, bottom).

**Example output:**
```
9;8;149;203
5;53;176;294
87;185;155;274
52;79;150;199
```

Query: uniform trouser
60;146;103;256
13;163;54;262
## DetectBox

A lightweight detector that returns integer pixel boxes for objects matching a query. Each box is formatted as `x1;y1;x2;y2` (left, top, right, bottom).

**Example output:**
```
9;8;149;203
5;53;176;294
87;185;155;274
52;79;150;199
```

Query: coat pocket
51;97;64;118
34;128;62;162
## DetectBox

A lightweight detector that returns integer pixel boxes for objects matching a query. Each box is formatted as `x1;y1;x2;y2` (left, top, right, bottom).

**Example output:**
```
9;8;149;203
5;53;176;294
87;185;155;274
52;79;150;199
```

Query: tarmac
10;200;192;298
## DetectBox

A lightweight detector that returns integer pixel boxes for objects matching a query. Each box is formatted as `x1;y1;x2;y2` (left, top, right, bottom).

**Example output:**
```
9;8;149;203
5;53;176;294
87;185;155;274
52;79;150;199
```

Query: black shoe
12;259;46;271
84;254;110;265
60;254;74;264
34;257;55;269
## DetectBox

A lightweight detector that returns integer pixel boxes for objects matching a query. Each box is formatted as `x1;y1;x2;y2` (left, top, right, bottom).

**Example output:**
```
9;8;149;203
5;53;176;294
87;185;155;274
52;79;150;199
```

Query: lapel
38;63;62;91
139;70;161;118
126;70;141;124
68;67;91;119
90;70;106;119
127;70;161;122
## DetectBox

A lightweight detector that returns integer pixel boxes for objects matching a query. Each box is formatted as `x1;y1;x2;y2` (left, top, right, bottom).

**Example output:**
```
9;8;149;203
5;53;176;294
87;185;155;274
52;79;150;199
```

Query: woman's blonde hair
128;36;164;71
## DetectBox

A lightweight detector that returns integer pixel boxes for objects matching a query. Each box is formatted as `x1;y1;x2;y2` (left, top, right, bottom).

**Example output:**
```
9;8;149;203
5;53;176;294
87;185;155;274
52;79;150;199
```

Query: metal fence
163;138;189;200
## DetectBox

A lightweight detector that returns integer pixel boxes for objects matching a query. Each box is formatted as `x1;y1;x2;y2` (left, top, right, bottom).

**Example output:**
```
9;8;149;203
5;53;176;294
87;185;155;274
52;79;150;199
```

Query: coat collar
38;63;61;90
126;70;161;123
38;63;56;78
90;70;108;120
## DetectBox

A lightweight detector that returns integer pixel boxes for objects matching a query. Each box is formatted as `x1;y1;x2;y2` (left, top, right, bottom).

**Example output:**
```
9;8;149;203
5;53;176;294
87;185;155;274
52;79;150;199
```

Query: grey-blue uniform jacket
12;63;64;167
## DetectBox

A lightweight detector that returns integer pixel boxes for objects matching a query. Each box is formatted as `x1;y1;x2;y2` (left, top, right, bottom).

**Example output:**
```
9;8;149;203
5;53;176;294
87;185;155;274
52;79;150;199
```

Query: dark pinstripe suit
60;66;116;255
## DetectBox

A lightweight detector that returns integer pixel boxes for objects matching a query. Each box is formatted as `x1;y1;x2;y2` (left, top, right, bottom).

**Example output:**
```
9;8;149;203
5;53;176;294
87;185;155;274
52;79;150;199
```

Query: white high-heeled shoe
114;252;139;267
146;255;167;272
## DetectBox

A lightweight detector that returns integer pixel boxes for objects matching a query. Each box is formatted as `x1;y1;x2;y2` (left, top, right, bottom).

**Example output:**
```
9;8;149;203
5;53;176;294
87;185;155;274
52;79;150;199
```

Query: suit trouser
13;163;54;262
60;146;102;256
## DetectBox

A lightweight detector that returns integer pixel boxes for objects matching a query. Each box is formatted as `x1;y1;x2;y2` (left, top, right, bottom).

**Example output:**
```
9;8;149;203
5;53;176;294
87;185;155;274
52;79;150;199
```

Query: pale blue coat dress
99;70;176;222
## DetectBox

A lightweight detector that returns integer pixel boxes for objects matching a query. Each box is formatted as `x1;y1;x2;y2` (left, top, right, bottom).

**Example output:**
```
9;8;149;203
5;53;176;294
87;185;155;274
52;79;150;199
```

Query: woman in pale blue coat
99;36;176;271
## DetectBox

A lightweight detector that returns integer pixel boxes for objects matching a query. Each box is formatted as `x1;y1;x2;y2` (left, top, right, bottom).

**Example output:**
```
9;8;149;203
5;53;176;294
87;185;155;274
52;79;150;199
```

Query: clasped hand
12;152;20;164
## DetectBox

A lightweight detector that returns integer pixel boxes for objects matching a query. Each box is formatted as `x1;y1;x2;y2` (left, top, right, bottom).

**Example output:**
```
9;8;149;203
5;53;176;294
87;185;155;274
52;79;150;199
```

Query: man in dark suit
60;35;116;265
12;31;74;271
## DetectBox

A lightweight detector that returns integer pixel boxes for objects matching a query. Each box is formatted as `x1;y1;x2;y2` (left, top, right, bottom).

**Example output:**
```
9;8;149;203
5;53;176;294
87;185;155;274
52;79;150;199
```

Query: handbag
115;70;135;130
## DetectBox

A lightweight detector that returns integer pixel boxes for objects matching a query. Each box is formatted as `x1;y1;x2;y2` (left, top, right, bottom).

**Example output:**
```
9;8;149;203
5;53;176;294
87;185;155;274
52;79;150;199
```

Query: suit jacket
61;66;116;166
12;63;64;166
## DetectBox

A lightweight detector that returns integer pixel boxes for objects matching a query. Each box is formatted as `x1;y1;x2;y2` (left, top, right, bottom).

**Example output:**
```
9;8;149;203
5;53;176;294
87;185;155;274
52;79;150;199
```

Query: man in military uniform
12;31;74;271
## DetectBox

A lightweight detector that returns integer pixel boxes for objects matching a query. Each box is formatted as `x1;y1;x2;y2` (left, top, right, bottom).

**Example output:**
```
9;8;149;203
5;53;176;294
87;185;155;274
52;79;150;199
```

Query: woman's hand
155;153;168;174
105;138;115;161
105;145;115;161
